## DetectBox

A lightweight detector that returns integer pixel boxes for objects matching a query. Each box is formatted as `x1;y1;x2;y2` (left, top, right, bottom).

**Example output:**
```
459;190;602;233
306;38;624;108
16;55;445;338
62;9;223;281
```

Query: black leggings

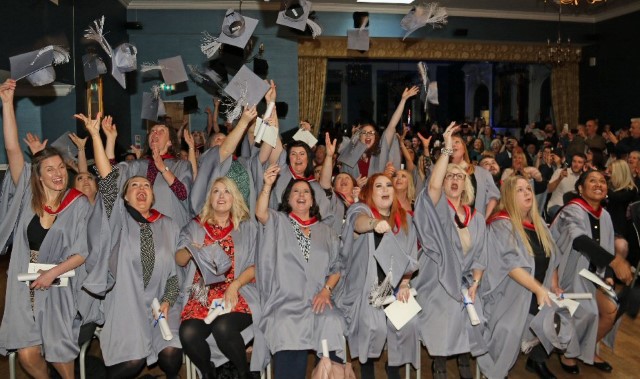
360;359;401;379
180;313;253;378
106;346;182;379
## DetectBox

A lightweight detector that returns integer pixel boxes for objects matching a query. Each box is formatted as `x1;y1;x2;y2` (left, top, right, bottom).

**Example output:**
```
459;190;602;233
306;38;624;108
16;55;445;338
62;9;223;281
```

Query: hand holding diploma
461;288;480;326
151;298;173;341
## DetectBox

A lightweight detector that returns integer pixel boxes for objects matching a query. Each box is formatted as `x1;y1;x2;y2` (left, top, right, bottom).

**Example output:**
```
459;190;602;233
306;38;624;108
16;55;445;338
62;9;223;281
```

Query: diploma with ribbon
461;287;480;326
151;298;173;341
545;292;591;316
579;269;618;301
18;263;75;287
204;297;231;324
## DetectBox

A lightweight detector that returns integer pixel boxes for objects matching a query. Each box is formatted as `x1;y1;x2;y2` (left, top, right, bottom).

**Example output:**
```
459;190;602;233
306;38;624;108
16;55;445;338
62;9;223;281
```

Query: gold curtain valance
298;37;580;64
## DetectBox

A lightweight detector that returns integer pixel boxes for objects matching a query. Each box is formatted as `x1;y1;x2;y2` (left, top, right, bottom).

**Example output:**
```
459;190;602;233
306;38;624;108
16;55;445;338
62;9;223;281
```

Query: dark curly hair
278;179;322;220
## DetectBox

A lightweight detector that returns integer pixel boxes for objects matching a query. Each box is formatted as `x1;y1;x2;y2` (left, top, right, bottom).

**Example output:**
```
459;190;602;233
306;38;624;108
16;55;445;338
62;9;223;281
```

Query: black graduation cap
353;12;370;28
183;95;199;114
253;57;269;78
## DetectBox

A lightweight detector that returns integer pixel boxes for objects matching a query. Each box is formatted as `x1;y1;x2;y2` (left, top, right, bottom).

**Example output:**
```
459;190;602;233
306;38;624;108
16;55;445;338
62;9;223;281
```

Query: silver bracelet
440;147;453;156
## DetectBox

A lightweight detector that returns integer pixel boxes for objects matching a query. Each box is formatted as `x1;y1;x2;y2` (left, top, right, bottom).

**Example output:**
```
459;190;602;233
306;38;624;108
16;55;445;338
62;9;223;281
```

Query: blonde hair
199;177;249;229
446;163;475;206
396;169;416;204
609;159;637;192
496;176;554;257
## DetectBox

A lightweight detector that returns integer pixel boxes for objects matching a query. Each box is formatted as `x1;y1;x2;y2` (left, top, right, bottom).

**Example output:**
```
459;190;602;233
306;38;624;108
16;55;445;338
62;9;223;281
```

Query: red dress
181;221;251;321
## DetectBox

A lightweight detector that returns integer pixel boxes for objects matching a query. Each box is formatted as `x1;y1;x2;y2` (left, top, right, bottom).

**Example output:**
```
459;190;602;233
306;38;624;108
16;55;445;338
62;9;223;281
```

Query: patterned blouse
181;222;251;321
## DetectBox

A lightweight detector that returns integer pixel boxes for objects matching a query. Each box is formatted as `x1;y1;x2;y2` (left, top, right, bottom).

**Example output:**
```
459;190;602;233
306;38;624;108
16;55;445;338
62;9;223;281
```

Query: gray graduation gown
411;191;488;357
99;196;182;366
340;134;401;178
476;215;558;379
327;191;351;237
178;218;270;371
470;166;500;217
334;203;420;367
550;201;616;364
116;158;193;227
0;165;90;362
256;210;346;360
190;146;260;216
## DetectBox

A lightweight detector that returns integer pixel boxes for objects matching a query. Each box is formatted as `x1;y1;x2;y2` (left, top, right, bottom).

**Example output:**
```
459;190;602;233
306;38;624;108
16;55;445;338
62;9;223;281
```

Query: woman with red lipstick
0;80;90;379
81;114;183;379
477;176;558;379
176;176;266;379
335;172;419;379
550;170;633;374
412;122;487;379
256;164;344;379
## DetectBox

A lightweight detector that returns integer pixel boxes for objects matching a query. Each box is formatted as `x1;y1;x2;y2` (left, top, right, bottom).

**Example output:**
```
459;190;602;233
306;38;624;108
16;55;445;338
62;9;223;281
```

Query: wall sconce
159;83;175;91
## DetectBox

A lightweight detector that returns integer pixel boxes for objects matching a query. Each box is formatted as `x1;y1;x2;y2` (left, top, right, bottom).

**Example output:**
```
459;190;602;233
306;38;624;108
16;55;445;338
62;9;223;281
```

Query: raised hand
402;85;420;101
130;144;143;159
325;132;337;157
356;175;368;188
442;122;459;148
263;163;280;186
68;133;87;149
417;132;432;149
0;79;16;104
240;105;258;124
264;80;277;103
23;132;48;155
183;128;195;149
74;112;102;137
101;115;118;140
300;121;312;131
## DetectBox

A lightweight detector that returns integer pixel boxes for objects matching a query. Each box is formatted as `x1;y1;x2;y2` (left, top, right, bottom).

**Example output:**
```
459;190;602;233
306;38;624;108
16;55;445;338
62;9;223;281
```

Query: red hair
359;173;409;234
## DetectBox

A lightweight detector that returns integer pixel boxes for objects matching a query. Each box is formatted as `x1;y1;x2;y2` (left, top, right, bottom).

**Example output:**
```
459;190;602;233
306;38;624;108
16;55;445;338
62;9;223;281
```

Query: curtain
298;56;327;136
551;62;579;130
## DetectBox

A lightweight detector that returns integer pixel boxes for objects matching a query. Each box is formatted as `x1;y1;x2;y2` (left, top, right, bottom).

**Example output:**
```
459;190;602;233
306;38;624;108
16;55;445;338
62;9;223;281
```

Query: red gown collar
43;188;84;215
447;199;474;228
288;213;319;227
568;197;603;219
370;206;401;235
288;165;316;182
196;216;234;241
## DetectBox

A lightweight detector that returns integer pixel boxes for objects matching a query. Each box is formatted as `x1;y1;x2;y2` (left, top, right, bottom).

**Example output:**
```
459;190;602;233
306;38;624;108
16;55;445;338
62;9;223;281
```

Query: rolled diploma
18;270;76;282
151;298;173;341
254;118;267;144
462;288;480;326
254;102;275;144
558;292;592;300
204;299;226;324
381;288;417;306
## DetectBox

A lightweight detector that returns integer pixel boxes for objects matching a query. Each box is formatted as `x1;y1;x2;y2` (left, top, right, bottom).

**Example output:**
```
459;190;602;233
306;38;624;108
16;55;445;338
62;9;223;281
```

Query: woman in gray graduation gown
256;164;344;379
81;114;183;379
177;176;268;379
339;86;418;182
550;170;632;374
449;133;500;218
477;176;558;379
111;119;193;228
0;79;89;379
411;123;486;379
335;172;419;379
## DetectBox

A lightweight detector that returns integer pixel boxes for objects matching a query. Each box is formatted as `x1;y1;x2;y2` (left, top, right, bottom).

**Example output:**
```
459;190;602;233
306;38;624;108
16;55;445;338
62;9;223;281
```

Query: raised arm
319;133;336;190
0;79;23;184
256;163;280;225
74;113;110;178
101;116;118;161
220;105;257;162
68;133;88;173
428;122;458;205
183;128;198;180
23;132;48;156
383;86;419;147
397;128;415;171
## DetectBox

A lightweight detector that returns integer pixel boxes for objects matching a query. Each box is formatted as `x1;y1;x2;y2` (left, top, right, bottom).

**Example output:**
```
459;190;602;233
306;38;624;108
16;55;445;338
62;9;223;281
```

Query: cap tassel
84;15;113;57
200;31;222;58
306;19;323;39
52;46;70;65
150;84;162;100
188;65;224;88
140;62;164;73
418;61;429;113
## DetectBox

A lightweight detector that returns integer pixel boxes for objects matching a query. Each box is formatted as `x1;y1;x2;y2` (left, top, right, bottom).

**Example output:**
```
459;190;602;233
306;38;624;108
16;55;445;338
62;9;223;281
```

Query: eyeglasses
360;131;376;136
444;173;466;181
